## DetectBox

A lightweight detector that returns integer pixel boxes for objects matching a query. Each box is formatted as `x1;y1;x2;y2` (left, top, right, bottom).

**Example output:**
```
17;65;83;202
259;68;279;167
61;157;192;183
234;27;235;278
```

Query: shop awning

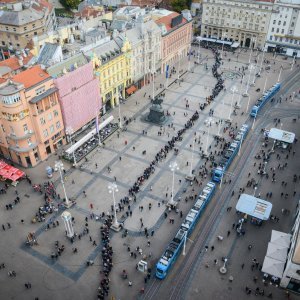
0;160;25;181
270;230;291;248
236;194;272;220
261;256;285;278
65;116;114;155
126;85;137;95
266;242;289;262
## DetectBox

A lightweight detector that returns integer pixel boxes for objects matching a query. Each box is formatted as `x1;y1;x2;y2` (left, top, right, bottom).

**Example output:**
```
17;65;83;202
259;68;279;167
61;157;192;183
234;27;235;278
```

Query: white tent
266;242;289;262
236;194;272;220
270;230;291;248
268;128;295;144
261;256;285;278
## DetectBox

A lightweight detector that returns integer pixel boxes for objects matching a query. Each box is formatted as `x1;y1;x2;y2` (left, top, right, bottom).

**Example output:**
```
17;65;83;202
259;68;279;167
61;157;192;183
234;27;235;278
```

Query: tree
61;0;80;9
171;0;188;13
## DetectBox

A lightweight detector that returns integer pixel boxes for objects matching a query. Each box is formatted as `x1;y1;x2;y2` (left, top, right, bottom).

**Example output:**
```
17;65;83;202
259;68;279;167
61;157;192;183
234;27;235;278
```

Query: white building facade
125;17;161;89
280;200;300;292
201;0;274;49
265;0;300;57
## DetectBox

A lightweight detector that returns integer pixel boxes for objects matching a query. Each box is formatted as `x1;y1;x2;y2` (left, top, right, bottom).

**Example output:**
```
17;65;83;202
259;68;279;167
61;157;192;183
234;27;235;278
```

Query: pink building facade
156;12;193;74
51;61;101;133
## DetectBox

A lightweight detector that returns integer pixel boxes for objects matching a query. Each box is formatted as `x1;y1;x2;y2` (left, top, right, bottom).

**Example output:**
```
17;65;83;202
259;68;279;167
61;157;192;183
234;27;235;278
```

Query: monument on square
143;97;171;125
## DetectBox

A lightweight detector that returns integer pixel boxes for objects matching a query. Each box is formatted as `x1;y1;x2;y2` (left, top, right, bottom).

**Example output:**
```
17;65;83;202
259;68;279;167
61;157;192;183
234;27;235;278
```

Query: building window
23;124;28;133
34;32;37;36
291;22;295;27
270;36;273;41
53;110;58;117
40;117;46;125
27;138;32;146
43;129;48;138
276;28;279;33
2;93;21;105
48;113;52;121
283;21;286;26
56;121;60;129
36;86;45;95
50;125;54;133
281;29;284;34
278;21;281;25
1;41;5;46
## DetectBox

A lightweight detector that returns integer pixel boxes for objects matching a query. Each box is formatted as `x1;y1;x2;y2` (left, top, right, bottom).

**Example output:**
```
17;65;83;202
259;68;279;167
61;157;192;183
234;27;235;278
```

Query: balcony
8;130;35;141
9;142;38;153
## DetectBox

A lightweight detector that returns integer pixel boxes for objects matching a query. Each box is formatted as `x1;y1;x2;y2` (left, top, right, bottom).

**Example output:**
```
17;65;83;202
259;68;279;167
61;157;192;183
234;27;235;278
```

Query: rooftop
0;0;52;26
47;53;88;78
37;43;61;66
155;12;188;33
0;53;33;76
12;65;50;89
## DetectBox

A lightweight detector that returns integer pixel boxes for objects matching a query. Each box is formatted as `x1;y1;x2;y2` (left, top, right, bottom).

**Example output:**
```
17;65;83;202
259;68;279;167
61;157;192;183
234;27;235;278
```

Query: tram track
142;59;300;300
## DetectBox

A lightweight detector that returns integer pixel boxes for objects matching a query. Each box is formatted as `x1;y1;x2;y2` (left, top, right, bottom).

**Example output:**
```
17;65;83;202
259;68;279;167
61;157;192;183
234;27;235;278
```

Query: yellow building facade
89;37;132;113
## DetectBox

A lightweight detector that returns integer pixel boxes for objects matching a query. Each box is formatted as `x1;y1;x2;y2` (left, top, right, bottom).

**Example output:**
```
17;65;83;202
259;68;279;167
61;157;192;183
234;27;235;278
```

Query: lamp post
117;92;122;129
205;118;212;155
169;161;179;204
221;33;227;59
61;211;74;238
263;161;267;175
108;182;120;230
219;258;228;274
55;160;70;208
246;95;251;113
243;64;255;97
152;53;156;101
236;76;244;108
177;51;181;81
258;49;265;76
186;137;196;181
197;41;201;64
291;55;296;71
65;126;76;167
228;86;238;120
263;76;268;93
277;66;283;83
253;186;257;197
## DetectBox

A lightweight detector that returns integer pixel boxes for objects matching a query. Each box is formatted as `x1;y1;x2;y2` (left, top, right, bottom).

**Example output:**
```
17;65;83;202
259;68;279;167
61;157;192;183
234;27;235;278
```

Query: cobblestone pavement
0;47;299;300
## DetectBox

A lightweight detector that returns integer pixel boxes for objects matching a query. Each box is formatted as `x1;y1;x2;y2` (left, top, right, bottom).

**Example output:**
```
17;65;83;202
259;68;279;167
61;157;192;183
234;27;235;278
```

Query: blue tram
212;124;249;182
250;83;281;118
155;181;216;279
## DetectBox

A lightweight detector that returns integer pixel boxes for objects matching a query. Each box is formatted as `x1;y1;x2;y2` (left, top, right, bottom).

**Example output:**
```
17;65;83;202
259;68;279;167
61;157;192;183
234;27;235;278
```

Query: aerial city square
0;0;300;299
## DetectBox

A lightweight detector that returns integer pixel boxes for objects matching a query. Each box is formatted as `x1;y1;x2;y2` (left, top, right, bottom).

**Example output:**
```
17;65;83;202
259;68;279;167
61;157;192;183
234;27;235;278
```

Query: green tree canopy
61;0;80;9
171;0;188;13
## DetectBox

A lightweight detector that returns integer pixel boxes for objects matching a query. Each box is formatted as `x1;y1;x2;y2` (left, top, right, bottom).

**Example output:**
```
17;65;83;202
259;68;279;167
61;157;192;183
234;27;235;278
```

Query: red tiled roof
75;6;104;18
0;53;33;74
0;77;7;84
32;0;53;12
13;65;50;89
155;12;187;32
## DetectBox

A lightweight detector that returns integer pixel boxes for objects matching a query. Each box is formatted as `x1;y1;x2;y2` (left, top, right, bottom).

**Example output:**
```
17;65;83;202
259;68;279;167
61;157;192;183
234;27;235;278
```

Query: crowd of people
97;217;113;299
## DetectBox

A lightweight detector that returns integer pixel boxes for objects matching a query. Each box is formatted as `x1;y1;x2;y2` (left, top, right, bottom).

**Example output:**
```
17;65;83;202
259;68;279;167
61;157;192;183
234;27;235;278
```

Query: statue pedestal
143;102;172;126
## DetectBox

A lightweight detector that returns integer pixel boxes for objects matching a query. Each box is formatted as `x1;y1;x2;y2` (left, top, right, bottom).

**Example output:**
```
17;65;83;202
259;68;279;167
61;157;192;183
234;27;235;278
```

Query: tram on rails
212;124;249;183
155;181;216;279
250;83;281;118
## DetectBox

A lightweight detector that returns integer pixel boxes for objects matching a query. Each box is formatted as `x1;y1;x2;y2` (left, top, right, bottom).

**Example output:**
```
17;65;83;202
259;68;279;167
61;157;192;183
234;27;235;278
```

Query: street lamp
186;136;196;181
277;66;283;83
152;53;156;101
117;92;122;129
263;161;267;175
169;161;179;205
221;33;227;59
205;118;212;155
236;76;244;108
253;186;258;197
65;126;76;167
243;64;255;97
219;258;228;274
228;86;238;120
55;160;71;208
108;182;120;231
